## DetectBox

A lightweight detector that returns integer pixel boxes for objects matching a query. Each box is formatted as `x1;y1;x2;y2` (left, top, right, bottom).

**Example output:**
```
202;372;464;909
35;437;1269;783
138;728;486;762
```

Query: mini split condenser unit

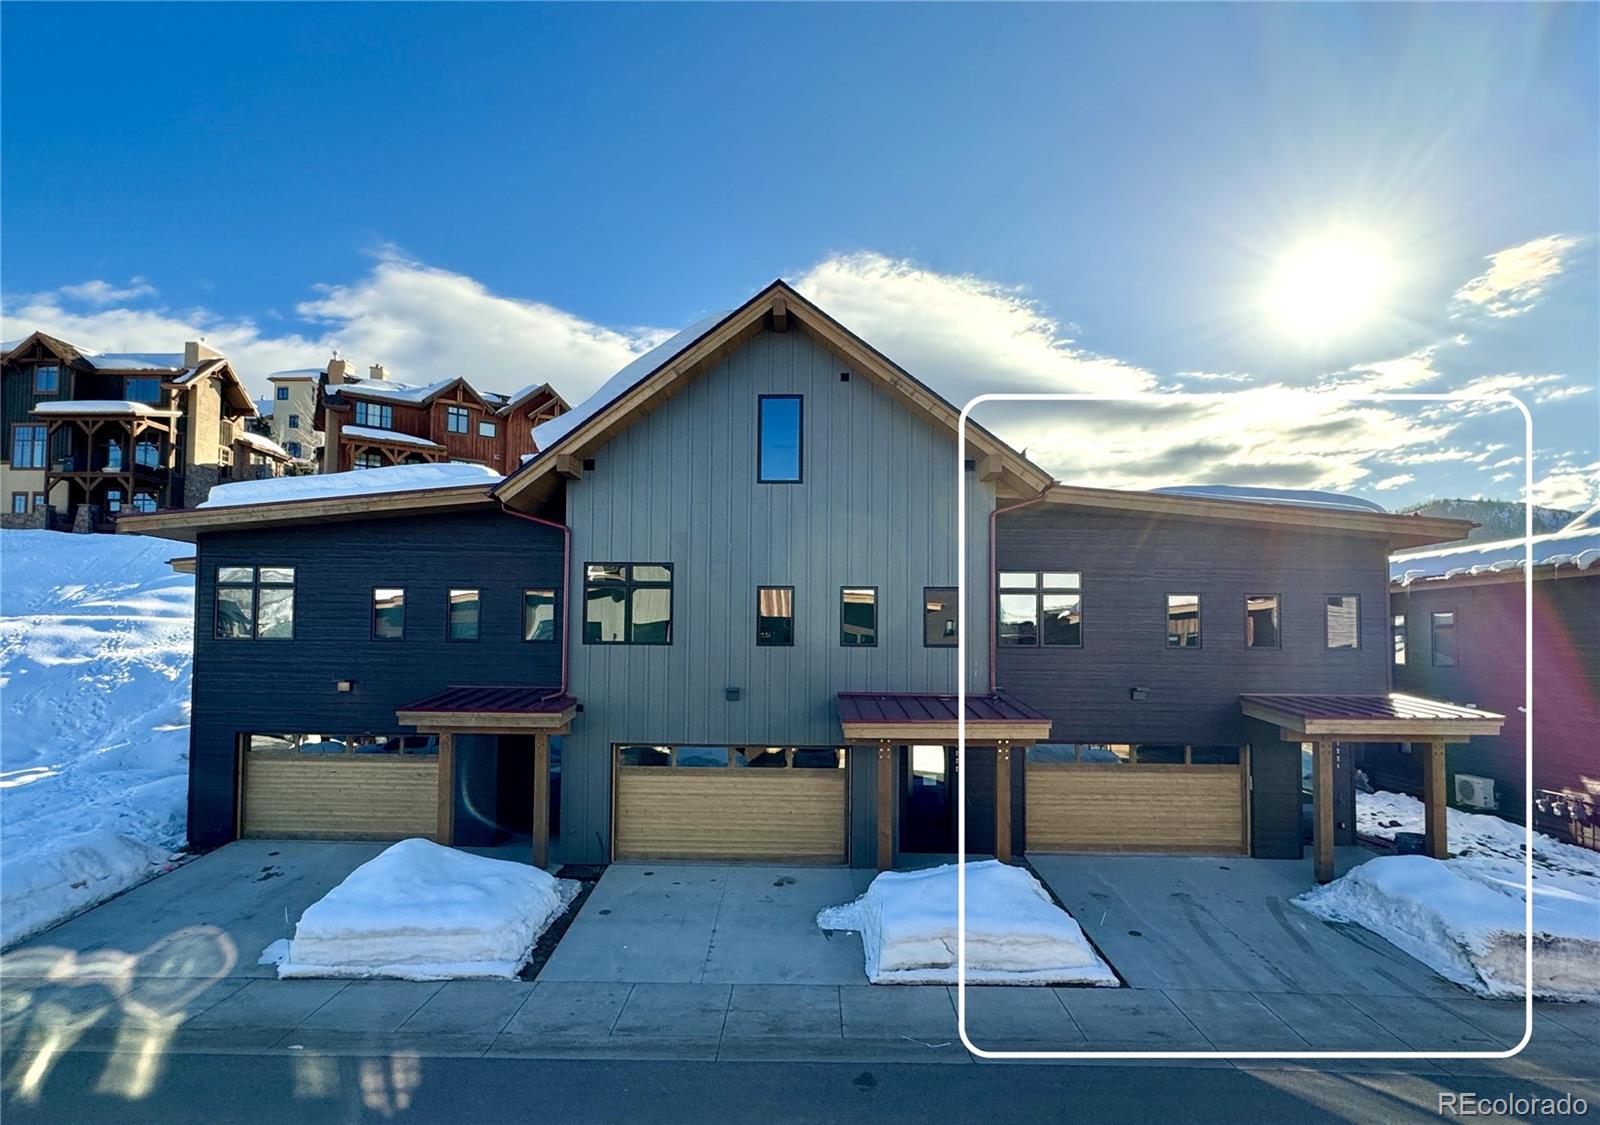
1454;773;1497;810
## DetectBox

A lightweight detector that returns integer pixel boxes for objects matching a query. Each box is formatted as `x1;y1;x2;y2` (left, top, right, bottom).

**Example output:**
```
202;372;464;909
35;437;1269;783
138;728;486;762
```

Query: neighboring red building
317;361;568;475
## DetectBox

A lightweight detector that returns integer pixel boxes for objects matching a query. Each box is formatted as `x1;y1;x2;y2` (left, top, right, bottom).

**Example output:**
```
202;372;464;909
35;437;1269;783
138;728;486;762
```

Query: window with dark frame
287;415;300;430
923;587;958;647
10;493;26;515
1166;594;1200;648
840;586;877;646
106;489;123;513
447;588;481;640
757;395;802;482
131;492;157;514
354;450;384;470
275;386;290;401
353;401;393;429
135;440;160;468
125;377;162;404
1431;610;1457;667
583;563;672;644
997;571;1081;647
11;424;47;469
31;492;45;511
523;589;556;641
1325;594;1360;649
214;566;295;640
1245;594;1280;648
1393;613;1407;666
446;405;470;434
478;419;497;439
373;588;405;639
757;586;794;646
34;365;60;394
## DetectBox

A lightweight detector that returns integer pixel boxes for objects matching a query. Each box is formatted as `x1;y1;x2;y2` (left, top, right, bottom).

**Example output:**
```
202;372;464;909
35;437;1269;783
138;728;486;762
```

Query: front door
900;744;955;852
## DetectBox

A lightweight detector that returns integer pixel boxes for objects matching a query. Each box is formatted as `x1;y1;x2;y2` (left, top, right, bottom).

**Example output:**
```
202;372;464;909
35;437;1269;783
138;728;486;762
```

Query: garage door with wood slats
242;755;439;840
614;769;848;863
1027;762;1246;854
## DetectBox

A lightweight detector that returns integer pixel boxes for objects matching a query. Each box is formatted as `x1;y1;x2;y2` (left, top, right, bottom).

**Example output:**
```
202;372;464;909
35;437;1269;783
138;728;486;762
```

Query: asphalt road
6;1054;1598;1125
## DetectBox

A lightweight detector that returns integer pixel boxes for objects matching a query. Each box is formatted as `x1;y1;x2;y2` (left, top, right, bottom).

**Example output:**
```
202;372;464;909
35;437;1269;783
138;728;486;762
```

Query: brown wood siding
1026;761;1245;853
241;755;439;839
613;769;848;863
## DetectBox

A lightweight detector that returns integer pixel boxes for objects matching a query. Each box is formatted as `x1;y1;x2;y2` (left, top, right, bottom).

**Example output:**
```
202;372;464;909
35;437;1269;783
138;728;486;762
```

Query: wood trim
840;720;1053;742
1423;740;1448;860
1313;738;1334;884
115;486;496;542
1239;744;1252;855
995;741;1013;863
532;733;550;869
436;732;455;845
875;741;893;871
1239;697;1503;738
396;710;574;733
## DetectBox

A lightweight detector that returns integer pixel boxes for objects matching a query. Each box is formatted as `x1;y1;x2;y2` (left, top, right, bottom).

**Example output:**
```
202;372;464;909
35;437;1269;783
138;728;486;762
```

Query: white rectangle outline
955;391;1534;1060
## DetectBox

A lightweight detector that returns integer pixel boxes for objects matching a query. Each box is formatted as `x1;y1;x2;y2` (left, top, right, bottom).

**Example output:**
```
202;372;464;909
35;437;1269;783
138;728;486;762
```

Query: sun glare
1265;232;1396;341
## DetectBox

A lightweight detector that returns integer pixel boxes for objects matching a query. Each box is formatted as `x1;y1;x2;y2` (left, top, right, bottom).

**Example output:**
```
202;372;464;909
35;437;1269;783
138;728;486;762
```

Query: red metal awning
396;685;577;730
836;691;1053;742
1239;692;1503;739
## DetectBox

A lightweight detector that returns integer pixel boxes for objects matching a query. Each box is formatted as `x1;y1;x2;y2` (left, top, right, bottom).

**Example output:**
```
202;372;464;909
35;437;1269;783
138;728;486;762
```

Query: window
31;493;45;511
1393;613;1407;666
1029;743;1240;765
523;589;556;641
287;414;300;430
214;566;295;640
248;733;438;757
1166;594;1200;648
353;450;385;470
998;571;1082;647
840;586;877;646
478;419;497;439
447;588;480;640
103;441;124;471
446;405;470;434
1245;594;1280;648
106;489;123;513
10;493;26;514
353;401;393;429
1431;610;1457;667
923;587;958;647
34;365;60;394
135;440;160;468
583;563;672;644
131;492;157;514
124;377;161;404
1325;594;1360;649
11;424;47;469
275;386;290;401
287;441;302;458
372;588;405;639
756;586;794;646
615;744;844;770
757;395;802;482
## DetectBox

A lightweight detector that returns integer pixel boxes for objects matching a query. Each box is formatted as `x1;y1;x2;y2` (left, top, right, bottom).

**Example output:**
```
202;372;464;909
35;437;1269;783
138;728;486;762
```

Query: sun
1265;232;1396;342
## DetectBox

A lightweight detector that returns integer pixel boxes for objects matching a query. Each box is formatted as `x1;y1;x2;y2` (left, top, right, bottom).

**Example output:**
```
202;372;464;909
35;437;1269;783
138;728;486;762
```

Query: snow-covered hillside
0;530;194;947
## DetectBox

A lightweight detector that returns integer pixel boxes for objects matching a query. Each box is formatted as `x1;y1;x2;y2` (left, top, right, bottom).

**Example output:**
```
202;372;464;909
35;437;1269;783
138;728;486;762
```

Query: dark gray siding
186;509;564;848
1246;720;1304;859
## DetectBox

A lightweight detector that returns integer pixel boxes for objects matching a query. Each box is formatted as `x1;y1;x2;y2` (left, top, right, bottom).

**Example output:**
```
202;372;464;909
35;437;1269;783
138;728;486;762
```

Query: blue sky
3;3;1595;511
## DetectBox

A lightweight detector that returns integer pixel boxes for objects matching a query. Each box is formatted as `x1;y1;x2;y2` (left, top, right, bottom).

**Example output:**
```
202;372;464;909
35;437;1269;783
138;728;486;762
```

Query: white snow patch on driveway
817;860;1118;986
1296;792;1600;1001
1;530;193;948
276;839;580;980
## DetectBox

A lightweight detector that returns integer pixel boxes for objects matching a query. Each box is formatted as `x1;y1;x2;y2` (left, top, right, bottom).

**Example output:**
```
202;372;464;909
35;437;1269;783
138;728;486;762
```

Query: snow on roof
85;352;185;371
235;430;292;459
1391;523;1600;583
335;378;458;405
199;462;502;509
341;424;445;449
269;368;322;381
531;312;730;451
1561;500;1600;534
1153;484;1389;514
31;400;175;417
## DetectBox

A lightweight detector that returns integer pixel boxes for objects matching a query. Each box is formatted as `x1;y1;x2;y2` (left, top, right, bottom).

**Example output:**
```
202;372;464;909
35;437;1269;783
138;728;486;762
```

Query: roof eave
115;486;498;543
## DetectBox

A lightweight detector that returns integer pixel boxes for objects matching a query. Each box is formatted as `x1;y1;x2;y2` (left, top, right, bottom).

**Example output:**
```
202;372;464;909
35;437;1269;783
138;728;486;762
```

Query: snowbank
1;530;193;947
198;462;500;508
1296;792;1600;1001
276;839;579;980
817;861;1118;985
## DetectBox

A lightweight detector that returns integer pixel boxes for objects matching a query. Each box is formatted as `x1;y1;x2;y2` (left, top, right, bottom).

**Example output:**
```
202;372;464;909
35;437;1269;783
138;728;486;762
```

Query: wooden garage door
242;754;439;840
613;750;848;863
1027;751;1249;854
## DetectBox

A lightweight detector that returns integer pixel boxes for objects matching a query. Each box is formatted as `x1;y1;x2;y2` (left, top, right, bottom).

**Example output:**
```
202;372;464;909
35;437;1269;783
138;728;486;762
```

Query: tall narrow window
923;587;958;647
1245;594;1280;648
840;587;877;646
583;564;673;644
757;586;794;646
757;395;802;482
523;589;556;641
11;424;47;469
1431;611;1457;667
1392;613;1407;666
373;588;405;639
1325;595;1360;649
256;567;296;638
1166;594;1200;648
445;405;470;434
997;572;1039;646
11;494;27;515
447;588;481;640
34;365;60;394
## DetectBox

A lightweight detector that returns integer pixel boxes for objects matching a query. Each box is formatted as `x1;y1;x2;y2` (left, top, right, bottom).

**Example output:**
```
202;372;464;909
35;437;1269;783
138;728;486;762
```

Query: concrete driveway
539;863;875;985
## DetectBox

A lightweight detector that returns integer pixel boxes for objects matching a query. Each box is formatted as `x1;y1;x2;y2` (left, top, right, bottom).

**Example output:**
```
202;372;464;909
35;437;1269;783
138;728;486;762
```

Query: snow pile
0;530;193;947
817;860;1118;985
1297;792;1600;1001
198;462;500;508
276;838;580;980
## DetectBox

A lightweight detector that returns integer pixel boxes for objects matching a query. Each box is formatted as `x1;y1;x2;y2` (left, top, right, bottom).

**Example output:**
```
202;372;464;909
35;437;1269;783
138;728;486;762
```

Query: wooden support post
994;741;1013;863
532;733;551;870
876;740;894;871
435;732;455;846
1313;738;1334;884
1424;740;1449;860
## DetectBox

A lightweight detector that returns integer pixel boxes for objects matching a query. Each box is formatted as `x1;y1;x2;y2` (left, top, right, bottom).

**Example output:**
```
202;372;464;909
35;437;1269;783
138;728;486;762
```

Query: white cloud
1451;235;1581;319
54;278;158;305
1372;473;1415;491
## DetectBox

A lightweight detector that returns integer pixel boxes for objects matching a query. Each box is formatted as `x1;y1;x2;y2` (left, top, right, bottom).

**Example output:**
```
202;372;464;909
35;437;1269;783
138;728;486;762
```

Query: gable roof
500;380;572;417
330;375;494;411
494;280;1053;508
